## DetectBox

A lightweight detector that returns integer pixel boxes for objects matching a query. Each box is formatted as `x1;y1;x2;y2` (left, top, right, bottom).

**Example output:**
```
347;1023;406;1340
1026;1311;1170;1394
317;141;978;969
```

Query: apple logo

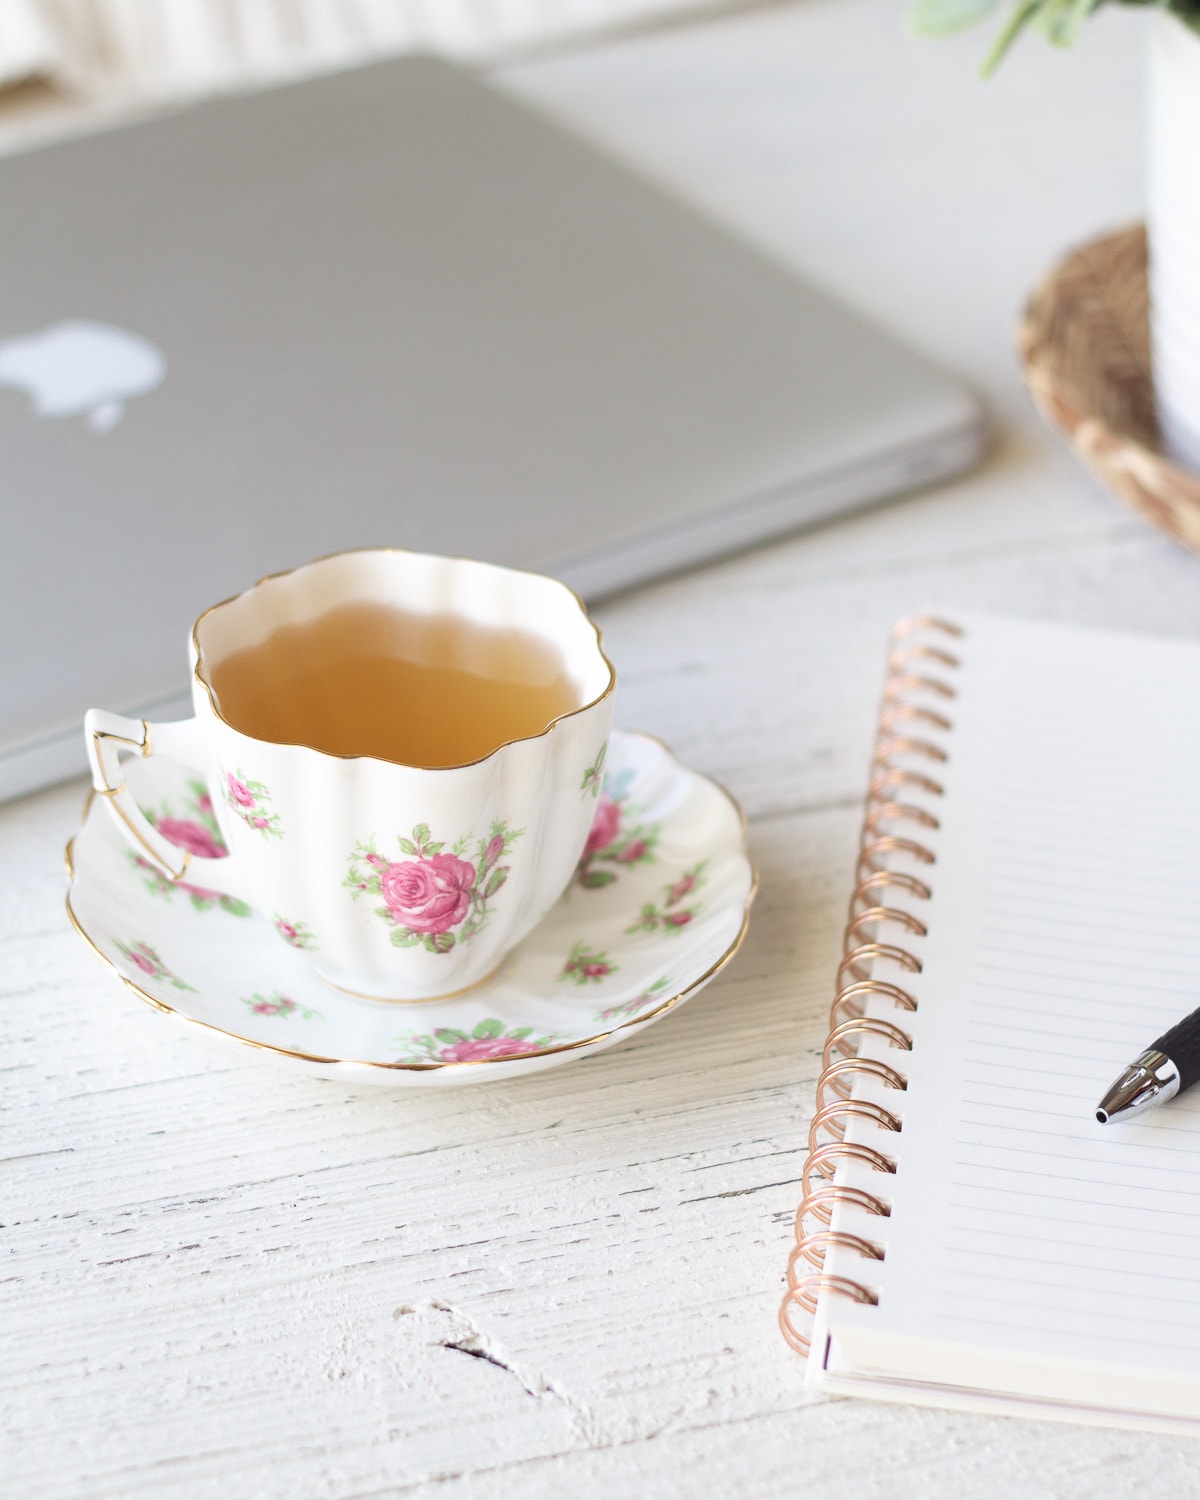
0;319;166;432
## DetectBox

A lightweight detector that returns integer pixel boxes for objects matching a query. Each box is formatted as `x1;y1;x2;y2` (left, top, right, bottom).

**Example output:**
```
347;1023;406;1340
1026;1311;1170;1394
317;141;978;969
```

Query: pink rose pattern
274;915;317;951
129;780;251;917
241;990;322;1021
393;1019;560;1065
345;820;524;955
155;816;223;860
595;976;671;1023
222;769;284;839
392;864;711;1061
114;939;194;992
104;749;719;1063
381;852;474;935
573;766;660;890
559;938;618;986
584;797;620;858
627;861;707;937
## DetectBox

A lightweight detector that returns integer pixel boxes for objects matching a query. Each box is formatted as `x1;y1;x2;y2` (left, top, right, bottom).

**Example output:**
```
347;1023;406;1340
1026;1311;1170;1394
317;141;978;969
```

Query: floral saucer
66;731;755;1086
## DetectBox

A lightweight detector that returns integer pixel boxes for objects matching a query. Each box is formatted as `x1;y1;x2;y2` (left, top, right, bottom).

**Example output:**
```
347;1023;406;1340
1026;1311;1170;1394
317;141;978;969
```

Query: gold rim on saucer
65;731;756;1074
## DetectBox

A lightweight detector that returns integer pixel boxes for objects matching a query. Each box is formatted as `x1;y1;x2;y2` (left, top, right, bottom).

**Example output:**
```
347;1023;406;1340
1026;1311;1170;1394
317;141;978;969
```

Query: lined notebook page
812;615;1200;1423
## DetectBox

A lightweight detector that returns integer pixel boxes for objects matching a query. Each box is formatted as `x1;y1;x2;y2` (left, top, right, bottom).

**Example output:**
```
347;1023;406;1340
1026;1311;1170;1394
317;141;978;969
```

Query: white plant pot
1148;12;1200;472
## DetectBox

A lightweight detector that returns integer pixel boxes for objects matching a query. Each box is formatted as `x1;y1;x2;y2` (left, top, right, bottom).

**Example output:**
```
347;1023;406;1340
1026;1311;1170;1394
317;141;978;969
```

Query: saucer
66;730;756;1086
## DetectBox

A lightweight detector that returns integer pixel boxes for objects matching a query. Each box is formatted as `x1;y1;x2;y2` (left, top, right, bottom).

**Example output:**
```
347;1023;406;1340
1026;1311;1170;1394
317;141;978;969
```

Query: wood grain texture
8;1;1200;1495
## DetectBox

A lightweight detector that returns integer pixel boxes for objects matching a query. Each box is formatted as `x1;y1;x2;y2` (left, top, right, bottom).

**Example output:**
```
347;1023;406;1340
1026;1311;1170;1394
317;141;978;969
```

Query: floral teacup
84;549;615;1001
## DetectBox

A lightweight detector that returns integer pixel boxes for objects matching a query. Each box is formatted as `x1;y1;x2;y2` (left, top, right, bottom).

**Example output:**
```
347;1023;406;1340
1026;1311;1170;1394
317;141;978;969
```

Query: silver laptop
0;55;982;801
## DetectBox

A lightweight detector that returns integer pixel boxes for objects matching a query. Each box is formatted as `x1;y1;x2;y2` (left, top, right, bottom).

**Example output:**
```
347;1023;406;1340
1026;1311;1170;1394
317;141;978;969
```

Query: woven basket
1017;222;1200;550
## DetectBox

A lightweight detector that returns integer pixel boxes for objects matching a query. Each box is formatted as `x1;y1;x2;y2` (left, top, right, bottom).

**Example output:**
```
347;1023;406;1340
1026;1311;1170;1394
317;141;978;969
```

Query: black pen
1096;1004;1200;1123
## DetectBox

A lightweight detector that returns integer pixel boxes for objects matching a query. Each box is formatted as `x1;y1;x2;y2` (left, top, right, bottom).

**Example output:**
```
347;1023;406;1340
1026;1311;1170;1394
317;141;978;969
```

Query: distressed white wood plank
4;793;827;1497
5;0;1199;1496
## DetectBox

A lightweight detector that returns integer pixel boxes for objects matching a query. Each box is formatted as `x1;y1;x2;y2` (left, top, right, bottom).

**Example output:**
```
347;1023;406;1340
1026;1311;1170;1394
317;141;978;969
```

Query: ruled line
829;620;1200;1401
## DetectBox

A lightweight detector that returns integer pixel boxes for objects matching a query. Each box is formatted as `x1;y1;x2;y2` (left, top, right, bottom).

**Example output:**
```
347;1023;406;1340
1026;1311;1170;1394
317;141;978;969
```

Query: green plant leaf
391;928;421;947
1034;0;1096;45
484;868;509;898
425;842;444;854
473;1019;504;1039
396;837;417;856
907;0;999;34
981;0;1043;72
508;1027;533;1040
220;896;252;917
435;1027;470;1043
581;870;617;889
412;824;430;845
428;931;455;953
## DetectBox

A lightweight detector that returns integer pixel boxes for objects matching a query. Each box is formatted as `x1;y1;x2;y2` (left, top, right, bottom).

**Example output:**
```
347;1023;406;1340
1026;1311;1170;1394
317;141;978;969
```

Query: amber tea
208;601;581;768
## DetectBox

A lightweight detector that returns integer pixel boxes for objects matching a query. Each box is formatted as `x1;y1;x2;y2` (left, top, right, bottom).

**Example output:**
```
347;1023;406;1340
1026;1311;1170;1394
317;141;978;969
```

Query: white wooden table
7;3;1199;1494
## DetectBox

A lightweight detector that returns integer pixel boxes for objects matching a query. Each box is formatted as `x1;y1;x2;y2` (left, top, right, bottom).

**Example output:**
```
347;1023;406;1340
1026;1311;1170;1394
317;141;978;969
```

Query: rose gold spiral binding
791;1228;887;1270
835;943;922;989
888;643;962;672
849;870;933;916
780;1272;880;1354
794;1182;892;1232
856;837;938;885
815;1056;907;1109
844;906;928;944
807;1098;902;1150
802;1140;898;1200
781;616;962;1356
883;672;956;701
822;1016;914;1069
869;766;946;800
878;702;953;736
872;734;948;765
829;981;918;1030
862;802;940;840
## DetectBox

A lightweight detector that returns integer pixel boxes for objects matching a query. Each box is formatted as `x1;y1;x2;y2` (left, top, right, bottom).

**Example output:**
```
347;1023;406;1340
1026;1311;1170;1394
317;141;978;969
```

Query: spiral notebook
782;613;1200;1433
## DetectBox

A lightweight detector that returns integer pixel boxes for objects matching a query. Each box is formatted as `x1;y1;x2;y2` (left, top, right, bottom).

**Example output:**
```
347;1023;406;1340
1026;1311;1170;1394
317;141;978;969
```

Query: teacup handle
84;708;245;899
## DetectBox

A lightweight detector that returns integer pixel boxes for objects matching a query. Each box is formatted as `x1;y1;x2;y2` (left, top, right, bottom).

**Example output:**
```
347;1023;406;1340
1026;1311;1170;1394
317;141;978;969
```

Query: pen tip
1094;1049;1179;1123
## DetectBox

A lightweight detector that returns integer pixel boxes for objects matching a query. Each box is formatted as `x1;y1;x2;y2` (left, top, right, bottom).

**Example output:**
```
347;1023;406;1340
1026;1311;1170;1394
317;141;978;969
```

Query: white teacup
85;549;615;1001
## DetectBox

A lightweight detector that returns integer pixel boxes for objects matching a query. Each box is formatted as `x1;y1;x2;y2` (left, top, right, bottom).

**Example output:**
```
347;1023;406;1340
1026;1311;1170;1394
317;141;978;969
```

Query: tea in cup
85;549;615;1001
